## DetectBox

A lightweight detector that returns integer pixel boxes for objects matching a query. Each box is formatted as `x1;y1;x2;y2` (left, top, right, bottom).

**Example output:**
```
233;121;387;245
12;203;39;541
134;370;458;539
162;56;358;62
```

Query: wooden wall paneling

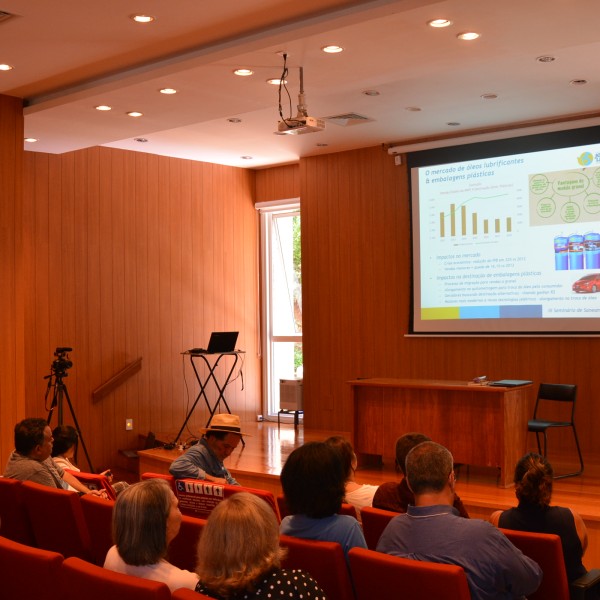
0;95;24;469
85;148;103;464
31;154;52;418
167;157;183;431
254;163;299;203
132;151;151;445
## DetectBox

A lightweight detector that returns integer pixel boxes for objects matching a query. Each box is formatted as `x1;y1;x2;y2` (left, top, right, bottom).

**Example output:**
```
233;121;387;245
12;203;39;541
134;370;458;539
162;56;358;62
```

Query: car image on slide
572;273;600;293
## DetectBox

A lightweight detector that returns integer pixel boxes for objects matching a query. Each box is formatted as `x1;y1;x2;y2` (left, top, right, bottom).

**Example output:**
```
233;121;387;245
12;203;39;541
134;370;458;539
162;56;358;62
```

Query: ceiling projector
275;116;325;135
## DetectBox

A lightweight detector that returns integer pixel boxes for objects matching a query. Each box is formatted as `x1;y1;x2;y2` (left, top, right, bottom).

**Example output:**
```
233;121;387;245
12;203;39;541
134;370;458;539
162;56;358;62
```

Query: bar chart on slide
428;191;523;240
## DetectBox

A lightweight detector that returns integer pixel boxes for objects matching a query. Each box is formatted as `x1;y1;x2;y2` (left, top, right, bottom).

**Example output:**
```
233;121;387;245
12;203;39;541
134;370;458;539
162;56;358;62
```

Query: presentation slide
411;136;600;334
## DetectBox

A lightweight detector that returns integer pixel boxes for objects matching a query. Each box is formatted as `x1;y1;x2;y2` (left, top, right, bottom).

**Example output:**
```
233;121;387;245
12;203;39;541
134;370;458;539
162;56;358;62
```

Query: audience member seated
3;418;105;497
490;452;589;584
104;478;198;592
325;435;378;519
195;492;326;599
372;432;469;517
52;424;129;495
169;414;247;485
377;441;542;600
279;441;367;560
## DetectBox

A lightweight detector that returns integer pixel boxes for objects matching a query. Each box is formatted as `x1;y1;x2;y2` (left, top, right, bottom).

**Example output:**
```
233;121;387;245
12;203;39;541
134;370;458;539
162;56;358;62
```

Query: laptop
489;379;533;387
190;331;239;354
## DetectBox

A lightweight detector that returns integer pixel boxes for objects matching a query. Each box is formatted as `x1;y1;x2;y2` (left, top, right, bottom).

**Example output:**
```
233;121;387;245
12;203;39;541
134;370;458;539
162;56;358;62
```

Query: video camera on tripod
51;346;73;376
45;346;95;472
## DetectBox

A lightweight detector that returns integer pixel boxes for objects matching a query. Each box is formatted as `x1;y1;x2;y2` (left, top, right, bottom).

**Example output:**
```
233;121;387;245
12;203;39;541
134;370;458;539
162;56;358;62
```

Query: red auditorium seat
65;469;116;500
80;493;115;565
21;480;92;561
60;556;172;600
279;534;355;600
174;478;280;521
168;514;207;572
501;528;600;600
360;506;398;550
349;547;471;600
140;471;177;493
0;477;35;545
0;534;64;600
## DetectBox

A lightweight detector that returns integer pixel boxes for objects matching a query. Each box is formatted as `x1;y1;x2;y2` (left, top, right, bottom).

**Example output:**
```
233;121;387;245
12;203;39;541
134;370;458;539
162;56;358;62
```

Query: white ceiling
2;0;600;168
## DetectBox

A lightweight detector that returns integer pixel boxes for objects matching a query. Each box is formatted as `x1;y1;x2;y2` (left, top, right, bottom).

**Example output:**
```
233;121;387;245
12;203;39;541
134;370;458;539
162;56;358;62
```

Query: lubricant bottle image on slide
568;234;585;270
584;232;600;269
554;236;569;270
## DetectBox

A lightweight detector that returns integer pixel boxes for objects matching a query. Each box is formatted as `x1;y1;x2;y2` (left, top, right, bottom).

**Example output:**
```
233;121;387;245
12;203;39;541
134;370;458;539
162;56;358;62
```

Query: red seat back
168;514;206;572
80;493;115;565
141;472;177;493
66;469;116;500
175;479;280;521
0;534;64;600
0;477;35;545
60;556;172;600
500;528;569;600
280;534;356;600
349;547;471;600
22;480;92;561
360;506;398;550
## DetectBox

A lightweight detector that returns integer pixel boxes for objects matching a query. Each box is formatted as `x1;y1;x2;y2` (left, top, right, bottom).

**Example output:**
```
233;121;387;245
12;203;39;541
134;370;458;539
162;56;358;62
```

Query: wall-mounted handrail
92;357;142;403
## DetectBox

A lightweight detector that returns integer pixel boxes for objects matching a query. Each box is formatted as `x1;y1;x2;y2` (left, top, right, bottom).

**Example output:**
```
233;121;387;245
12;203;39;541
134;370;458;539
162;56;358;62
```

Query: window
257;199;302;418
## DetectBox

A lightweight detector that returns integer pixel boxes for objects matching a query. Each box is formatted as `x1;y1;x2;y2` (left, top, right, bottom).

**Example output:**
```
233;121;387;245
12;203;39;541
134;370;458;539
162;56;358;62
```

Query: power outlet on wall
125;418;133;431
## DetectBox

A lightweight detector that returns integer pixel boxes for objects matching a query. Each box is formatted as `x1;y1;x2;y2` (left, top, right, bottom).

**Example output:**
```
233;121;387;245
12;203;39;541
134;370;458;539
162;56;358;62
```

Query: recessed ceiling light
24;137;37;143
130;14;155;23
159;88;177;95
428;19;452;28
405;106;422;112
362;90;380;96
127;111;143;117
241;156;253;160
447;122;461;126
134;138;148;143
481;93;498;100
95;105;112;111
457;32;480;41
321;45;344;54
234;68;254;76
227;117;242;123
0;63;14;71
536;55;556;63
570;79;588;86
267;78;287;85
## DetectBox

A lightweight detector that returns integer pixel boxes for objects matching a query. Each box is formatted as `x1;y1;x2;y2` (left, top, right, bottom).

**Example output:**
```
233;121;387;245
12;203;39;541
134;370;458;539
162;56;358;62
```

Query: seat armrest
570;568;600;600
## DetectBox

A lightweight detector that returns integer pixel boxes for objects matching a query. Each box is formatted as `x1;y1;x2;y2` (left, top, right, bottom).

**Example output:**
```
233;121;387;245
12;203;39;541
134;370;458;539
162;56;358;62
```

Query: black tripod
45;347;95;473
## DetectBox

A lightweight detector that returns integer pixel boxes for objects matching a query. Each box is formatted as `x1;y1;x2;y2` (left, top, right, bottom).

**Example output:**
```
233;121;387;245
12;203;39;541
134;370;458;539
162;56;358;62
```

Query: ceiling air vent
324;113;373;127
0;11;14;23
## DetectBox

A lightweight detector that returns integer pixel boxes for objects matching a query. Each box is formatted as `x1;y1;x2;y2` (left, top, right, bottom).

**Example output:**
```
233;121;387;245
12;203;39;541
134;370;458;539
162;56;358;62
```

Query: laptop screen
206;331;239;353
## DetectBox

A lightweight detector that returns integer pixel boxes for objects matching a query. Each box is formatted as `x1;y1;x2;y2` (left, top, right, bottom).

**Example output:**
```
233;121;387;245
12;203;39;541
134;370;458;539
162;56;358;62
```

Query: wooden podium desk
350;378;532;488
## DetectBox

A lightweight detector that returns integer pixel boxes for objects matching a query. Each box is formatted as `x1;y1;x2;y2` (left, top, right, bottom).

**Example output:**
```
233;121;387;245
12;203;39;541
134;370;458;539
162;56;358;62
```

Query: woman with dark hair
279;441;367;560
324;436;378;519
195;492;325;599
490;452;588;582
52;424;128;494
104;478;198;592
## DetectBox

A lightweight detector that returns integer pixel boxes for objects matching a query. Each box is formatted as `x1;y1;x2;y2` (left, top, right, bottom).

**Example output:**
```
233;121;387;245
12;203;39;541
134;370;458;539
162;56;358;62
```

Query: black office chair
528;383;583;479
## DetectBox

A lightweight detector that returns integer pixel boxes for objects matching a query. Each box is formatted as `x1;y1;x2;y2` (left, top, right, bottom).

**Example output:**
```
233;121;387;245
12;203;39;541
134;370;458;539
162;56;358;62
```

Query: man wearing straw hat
169;414;249;485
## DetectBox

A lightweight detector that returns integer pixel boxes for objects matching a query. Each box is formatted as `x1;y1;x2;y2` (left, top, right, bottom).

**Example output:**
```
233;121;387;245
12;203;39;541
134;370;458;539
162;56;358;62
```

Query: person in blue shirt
169;414;249;485
377;441;542;600
279;441;367;560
